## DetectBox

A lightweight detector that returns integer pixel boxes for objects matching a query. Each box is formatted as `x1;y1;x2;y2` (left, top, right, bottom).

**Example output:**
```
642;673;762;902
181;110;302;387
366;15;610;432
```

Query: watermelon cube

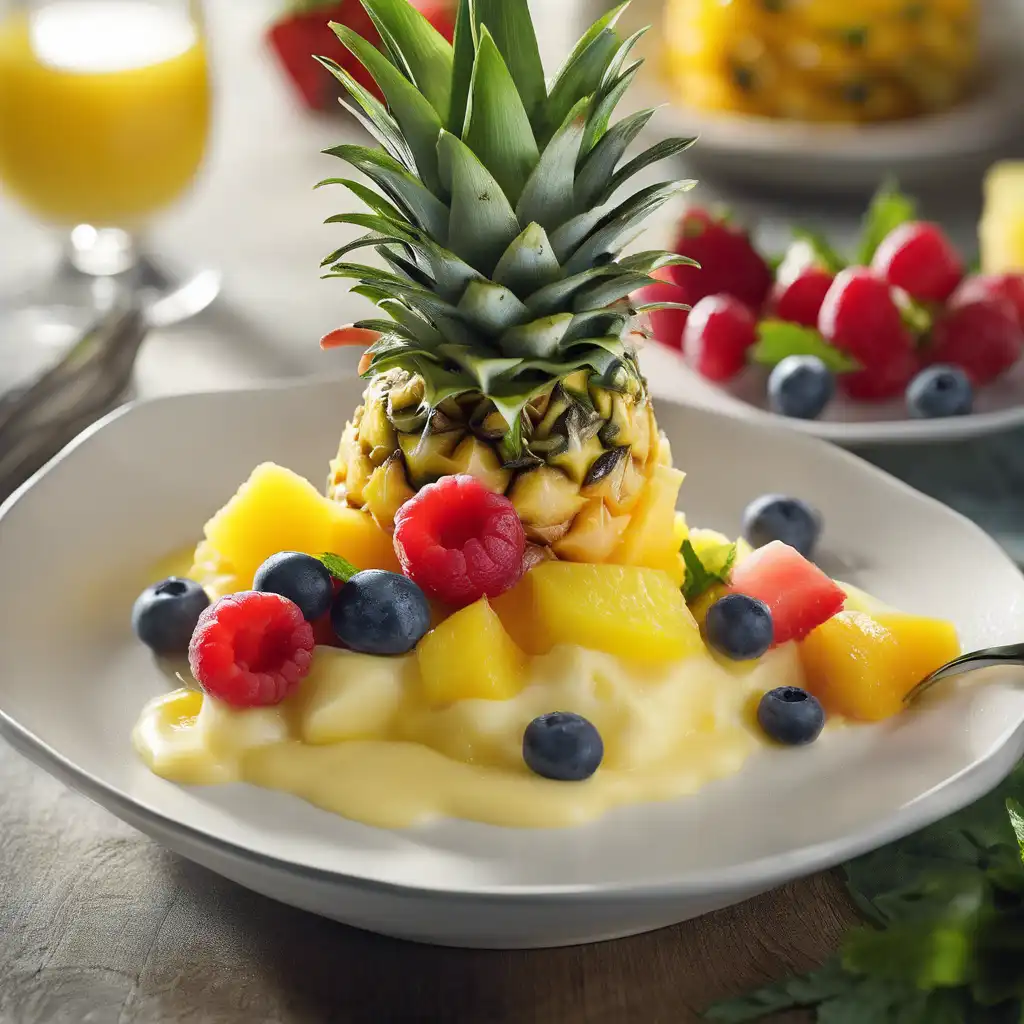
729;541;845;645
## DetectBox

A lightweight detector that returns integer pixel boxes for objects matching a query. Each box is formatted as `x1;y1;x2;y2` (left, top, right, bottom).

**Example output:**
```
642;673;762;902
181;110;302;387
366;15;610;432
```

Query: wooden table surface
1;3;1023;1022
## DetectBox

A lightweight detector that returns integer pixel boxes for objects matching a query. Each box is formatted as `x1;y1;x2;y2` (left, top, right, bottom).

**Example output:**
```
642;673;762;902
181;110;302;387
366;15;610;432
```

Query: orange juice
0;1;210;227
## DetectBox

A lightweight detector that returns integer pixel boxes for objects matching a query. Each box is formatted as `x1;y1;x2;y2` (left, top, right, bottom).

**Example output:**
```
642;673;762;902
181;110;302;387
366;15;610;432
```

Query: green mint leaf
318;552;360;582
791;226;847;274
749;320;861;374
856;178;917;265
1006;799;1024;861
681;539;736;603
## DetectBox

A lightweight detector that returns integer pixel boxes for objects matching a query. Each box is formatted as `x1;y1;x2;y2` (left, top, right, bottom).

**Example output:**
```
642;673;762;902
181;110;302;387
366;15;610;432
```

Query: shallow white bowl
641;343;1024;446
2;377;1024;948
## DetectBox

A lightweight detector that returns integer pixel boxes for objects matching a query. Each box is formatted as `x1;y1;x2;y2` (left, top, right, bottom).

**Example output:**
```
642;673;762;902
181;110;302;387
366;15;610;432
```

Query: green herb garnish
749;321;861;374
318;552;360;582
682;539;737;603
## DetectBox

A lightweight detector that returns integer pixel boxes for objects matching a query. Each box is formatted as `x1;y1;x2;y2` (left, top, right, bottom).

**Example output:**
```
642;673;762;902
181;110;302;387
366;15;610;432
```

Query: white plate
641;342;1024;446
610;0;1024;193
1;378;1023;949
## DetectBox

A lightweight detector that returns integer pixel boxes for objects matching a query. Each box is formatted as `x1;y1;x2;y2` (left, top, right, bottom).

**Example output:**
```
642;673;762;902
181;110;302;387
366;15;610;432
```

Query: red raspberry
839;346;919;401
927;299;1024;386
769;268;835;327
631;267;690;349
669;208;773;317
393;475;526;608
684;294;757;382
871;221;964;303
951;273;1024;330
188;592;314;708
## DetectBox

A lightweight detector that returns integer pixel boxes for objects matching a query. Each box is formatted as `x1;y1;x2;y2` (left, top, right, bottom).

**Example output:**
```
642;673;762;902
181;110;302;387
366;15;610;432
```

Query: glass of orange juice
0;0;217;356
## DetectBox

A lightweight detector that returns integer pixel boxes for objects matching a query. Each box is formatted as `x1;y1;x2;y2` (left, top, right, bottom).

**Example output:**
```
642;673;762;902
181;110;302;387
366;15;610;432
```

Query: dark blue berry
906;365;973;419
254;551;334;622
132;577;210;655
523;712;604;782
330;570;430;656
767;355;835;420
742;494;821;558
757;686;825;745
705;593;774;661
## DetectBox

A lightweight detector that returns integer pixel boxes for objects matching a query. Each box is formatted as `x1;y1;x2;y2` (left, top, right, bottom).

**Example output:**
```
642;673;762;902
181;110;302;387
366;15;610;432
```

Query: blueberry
906;365;973;419
330;569;430;655
742;494;821;558
132;577;210;655
757;686;825;745
705;593;774;661
523;712;604;782
767;355;835;420
254;551;334;622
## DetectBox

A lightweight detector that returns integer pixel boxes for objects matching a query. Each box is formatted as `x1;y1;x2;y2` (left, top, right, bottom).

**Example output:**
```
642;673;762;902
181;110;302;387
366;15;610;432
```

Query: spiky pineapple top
317;0;695;460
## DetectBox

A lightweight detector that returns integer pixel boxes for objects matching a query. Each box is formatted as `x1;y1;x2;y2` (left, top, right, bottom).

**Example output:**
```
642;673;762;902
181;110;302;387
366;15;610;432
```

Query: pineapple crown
317;0;697;456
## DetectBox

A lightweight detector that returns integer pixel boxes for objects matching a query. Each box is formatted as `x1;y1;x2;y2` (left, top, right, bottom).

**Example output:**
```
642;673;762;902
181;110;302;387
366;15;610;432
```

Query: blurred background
0;0;1022;551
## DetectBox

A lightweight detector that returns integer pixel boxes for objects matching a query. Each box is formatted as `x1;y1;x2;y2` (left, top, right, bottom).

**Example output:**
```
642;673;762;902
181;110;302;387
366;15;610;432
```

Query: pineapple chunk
553;500;630;562
673;511;689;550
495;561;703;663
203;463;399;585
799;610;960;721
981;162;1024;273
612;464;687;585
417;598;526;703
363;454;415;529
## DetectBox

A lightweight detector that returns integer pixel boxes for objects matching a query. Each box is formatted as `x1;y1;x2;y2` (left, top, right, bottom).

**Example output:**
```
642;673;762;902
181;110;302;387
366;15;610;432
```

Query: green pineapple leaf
463;27;541;205
316;58;417;172
572;271;655;311
447;0;474;135
329;23;444;194
437;130;520;274
515;98;589;231
355;0;454;121
457;279;529;334
576;107;656;210
500;313;575;358
526;265;617;317
597;136;699;206
543;1;629;146
317;176;407;221
550;206;610;261
492;223;562;298
472;0;547;131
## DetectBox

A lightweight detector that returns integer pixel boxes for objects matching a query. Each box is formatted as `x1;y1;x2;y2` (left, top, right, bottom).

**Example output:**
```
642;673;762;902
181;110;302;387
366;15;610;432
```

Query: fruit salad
132;0;962;828
637;182;1024;420
662;0;980;124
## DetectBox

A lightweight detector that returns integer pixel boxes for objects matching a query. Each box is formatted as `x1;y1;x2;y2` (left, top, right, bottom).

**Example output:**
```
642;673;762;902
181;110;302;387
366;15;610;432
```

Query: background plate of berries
636;183;1024;445
1;377;1024;947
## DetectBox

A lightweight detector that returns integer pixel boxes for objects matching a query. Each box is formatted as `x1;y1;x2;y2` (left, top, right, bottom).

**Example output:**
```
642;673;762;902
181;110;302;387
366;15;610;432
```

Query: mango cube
417;598;526;704
799;610;960;721
202;462;399;585
980;161;1024;273
494;561;703;663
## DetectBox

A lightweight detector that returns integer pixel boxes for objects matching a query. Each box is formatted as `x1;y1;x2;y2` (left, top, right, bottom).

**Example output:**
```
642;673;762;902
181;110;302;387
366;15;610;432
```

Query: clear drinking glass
0;0;218;383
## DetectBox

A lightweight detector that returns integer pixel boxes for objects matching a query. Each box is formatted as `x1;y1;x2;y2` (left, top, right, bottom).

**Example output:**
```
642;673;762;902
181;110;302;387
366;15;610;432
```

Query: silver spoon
904;643;1024;704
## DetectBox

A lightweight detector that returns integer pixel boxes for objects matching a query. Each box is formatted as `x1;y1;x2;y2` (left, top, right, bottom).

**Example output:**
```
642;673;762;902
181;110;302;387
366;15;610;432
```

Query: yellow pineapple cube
552;500;630;562
417;598;526;703
202;462;399;585
496;561;703;663
612;464;687;585
981;162;1024;273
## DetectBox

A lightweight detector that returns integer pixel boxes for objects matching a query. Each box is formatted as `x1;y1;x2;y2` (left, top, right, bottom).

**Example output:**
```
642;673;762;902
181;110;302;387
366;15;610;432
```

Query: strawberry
684;294;757;382
669;209;773;317
927;299;1024;386
950;273;1024;331
871;222;964;304
631;267;690;349
769;268;835;328
819;267;916;400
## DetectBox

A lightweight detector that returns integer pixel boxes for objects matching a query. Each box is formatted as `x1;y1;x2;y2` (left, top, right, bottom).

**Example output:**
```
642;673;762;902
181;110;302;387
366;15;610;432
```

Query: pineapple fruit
980;162;1024;274
318;0;696;571
664;0;979;123
799;610;960;721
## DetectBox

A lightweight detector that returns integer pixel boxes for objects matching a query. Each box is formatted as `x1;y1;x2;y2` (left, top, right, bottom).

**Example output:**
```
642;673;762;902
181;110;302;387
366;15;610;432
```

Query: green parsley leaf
681;539;736;603
749;320;861;374
318;552;360;582
856;179;917;265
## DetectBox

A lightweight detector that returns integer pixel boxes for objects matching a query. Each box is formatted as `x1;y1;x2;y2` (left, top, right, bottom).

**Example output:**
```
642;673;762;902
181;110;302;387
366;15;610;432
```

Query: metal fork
0;303;148;500
904;643;1024;704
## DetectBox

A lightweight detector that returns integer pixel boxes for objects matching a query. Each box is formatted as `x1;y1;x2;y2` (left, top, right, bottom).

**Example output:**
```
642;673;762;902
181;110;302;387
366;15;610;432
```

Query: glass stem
64;225;140;278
